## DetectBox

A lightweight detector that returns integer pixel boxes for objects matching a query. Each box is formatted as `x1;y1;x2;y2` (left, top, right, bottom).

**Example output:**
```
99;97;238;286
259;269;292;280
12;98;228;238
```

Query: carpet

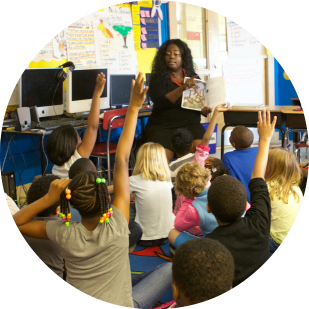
129;243;174;306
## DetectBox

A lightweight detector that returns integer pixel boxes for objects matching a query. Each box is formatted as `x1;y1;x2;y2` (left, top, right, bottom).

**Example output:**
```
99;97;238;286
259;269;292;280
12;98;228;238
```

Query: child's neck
235;146;251;151
81;215;101;231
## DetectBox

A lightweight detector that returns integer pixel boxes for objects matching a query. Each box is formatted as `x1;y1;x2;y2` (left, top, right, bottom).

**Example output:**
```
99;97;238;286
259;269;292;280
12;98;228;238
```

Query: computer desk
220;106;306;158
2;108;152;176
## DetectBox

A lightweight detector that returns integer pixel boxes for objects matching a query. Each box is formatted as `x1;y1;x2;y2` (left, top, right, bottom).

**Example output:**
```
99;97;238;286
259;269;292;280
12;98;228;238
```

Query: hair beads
96;178;112;223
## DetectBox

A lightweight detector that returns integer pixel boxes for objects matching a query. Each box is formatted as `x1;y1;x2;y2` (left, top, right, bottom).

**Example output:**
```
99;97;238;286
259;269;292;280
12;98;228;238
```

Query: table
2;108;152;177
220;106;306;158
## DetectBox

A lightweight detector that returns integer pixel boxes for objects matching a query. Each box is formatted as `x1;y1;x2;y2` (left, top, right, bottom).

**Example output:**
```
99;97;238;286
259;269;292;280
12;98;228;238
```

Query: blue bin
202;123;218;154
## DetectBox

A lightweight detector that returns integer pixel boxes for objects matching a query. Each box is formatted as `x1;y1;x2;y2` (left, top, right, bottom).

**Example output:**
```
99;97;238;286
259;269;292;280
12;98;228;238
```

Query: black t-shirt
147;73;201;129
205;178;271;287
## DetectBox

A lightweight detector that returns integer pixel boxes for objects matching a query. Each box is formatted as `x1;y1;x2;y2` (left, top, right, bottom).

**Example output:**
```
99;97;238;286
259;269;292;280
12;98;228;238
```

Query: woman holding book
142;39;210;162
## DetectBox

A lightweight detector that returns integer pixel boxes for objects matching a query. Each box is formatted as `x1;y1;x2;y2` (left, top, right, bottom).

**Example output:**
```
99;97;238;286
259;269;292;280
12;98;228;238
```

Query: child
172;103;230;236
13;73;172;308
130;142;175;247
46;72;105;222
222;125;259;201
171;238;234;307
205;157;230;181
205;110;277;287
69;158;143;250
266;148;303;253
24;175;64;278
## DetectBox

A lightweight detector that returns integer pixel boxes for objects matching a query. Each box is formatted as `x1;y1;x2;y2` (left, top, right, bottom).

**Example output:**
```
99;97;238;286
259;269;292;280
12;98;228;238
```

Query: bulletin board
29;2;160;79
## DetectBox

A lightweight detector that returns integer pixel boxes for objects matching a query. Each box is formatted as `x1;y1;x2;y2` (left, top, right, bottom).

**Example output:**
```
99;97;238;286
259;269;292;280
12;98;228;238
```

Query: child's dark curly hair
27;175;61;217
60;171;109;219
151;39;195;88
171;128;193;157
205;157;230;182
208;175;247;223
172;238;234;304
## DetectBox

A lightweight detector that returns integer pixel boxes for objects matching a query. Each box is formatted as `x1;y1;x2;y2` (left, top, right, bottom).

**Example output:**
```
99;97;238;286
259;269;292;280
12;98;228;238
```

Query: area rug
129;243;173;306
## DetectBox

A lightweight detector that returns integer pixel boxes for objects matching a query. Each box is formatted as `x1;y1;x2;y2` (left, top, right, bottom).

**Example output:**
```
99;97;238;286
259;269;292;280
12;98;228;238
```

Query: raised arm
13;179;71;239
112;73;148;222
251;110;277;179
201;103;230;147
77;72;106;158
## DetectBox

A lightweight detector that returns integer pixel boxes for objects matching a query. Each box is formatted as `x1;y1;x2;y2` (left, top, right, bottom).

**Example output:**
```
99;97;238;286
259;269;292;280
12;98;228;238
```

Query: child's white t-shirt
52;149;81;179
129;174;175;240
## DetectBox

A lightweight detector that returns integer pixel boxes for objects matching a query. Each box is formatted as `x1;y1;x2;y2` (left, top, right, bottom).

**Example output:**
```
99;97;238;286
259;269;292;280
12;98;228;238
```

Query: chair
90;108;133;185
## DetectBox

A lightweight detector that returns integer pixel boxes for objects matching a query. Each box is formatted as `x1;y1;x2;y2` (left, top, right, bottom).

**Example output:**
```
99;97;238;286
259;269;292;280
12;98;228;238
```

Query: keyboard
35;119;88;131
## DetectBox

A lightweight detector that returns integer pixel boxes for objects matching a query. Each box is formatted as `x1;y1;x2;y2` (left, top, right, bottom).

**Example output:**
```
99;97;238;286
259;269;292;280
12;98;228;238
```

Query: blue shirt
222;147;259;202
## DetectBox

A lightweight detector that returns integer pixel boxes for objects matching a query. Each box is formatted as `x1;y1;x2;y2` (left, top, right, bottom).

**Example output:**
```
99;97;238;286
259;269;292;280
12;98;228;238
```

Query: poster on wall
67;14;96;66
93;5;137;74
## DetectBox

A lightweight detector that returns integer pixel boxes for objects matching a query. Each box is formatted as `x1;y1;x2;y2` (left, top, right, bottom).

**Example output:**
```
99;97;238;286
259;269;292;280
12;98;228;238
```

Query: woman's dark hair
60;171;109;219
172;238;234;304
171;128;193;156
151;39;195;88
46;125;78;166
27;175;61;217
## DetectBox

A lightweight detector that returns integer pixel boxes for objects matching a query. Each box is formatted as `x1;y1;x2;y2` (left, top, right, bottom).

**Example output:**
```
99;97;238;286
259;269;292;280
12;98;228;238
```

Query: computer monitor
20;68;64;118
66;66;109;113
110;74;136;108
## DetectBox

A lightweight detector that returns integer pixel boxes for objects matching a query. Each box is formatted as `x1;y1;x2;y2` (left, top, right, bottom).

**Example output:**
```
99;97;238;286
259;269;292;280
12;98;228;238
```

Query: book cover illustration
181;78;207;111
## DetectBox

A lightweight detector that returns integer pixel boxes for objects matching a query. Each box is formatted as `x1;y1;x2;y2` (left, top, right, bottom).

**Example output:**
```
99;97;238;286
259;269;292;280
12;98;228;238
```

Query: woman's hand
183;75;198;90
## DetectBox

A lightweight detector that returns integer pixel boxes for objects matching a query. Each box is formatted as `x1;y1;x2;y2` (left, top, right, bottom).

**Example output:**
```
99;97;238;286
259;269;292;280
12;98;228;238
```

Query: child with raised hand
205;110;276;287
172;103;230;237
13;73;172;308
265;148;303;253
46;72;105;222
23;175;64;278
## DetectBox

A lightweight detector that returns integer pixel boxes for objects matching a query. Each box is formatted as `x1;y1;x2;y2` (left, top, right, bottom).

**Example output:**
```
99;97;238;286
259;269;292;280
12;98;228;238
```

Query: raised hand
47;179;72;204
129;72;148;109
183;75;198;90
94;72;106;97
257;109;277;141
214;103;231;113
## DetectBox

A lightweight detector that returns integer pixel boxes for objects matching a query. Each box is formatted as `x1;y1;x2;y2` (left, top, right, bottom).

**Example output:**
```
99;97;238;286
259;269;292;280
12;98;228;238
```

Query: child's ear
54;206;60;215
207;203;212;213
172;282;180;302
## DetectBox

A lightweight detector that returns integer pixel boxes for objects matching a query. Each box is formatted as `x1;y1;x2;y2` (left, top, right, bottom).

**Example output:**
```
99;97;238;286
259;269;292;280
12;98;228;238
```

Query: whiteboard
223;58;265;106
223;19;266;107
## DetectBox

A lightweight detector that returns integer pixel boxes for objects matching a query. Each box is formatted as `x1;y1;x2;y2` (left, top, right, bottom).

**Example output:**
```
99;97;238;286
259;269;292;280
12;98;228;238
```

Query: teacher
142;39;210;162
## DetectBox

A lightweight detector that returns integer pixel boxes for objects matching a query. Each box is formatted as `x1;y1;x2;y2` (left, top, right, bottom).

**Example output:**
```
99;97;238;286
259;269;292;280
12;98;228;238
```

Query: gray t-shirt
24;217;64;278
46;206;133;307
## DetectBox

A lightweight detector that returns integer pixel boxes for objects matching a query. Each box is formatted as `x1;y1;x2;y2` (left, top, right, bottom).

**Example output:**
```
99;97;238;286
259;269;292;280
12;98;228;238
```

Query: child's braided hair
60;171;109;221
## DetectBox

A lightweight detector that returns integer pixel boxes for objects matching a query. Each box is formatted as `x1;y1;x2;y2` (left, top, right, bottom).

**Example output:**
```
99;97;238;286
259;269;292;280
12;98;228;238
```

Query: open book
181;76;226;111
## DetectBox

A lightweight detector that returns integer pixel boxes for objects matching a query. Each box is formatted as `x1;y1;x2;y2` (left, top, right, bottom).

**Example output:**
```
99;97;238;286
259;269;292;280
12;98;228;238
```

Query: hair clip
65;188;71;200
100;207;113;224
96;178;106;184
212;167;217;173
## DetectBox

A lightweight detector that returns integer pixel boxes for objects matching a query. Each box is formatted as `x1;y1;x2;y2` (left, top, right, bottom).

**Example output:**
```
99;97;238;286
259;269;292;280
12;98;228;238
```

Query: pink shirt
174;144;210;235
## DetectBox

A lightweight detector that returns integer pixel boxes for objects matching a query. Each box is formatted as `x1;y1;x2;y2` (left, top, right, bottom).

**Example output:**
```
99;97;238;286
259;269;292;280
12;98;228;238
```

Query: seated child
222;125;259;201
24;175;64;278
47;73;106;222
206;157;251;212
168;162;218;247
205;110;276;287
161;238;234;308
265;148;303;253
13;73;172;308
69;158;143;250
172;103;230;236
